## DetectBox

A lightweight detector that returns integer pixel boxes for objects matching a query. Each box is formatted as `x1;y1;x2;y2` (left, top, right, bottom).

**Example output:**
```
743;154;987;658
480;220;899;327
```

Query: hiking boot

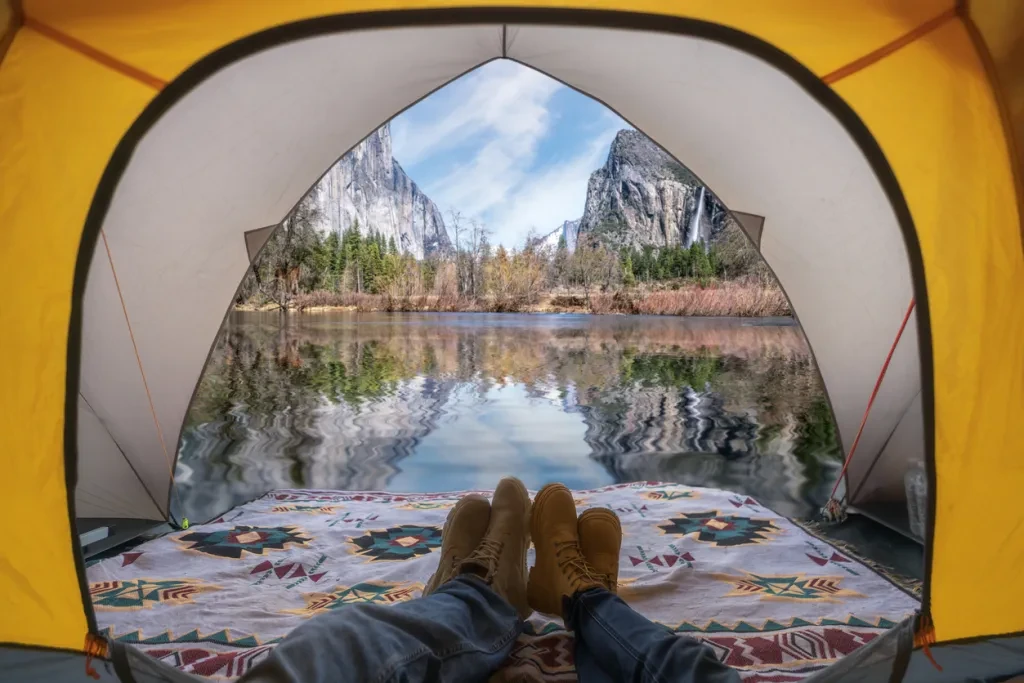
578;507;622;592
458;477;532;618
528;483;610;617
424;494;491;595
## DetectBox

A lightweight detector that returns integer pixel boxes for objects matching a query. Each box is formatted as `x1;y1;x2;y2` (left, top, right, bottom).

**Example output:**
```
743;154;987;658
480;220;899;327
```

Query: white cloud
483;121;621;245
392;61;558;168
392;60;627;247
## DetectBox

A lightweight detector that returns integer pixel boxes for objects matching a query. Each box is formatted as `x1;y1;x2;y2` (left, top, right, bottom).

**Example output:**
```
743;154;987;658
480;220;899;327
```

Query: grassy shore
237;281;791;317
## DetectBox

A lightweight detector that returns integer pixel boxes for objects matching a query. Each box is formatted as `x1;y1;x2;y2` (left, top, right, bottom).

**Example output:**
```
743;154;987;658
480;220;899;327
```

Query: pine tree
553;235;569;288
622;254;636;288
689;242;712;278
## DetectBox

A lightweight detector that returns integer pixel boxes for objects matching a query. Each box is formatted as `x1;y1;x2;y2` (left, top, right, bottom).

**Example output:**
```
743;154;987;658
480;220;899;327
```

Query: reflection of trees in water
178;313;840;521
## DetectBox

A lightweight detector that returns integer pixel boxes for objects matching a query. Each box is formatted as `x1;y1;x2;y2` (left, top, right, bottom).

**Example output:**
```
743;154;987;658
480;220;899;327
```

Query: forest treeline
239;196;783;316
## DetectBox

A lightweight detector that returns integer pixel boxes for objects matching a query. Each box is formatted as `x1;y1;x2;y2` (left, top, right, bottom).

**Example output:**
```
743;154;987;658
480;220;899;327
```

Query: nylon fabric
966;0;1024;198
21;0;951;83
833;20;1024;642
0;0;1020;657
76;395;163;520
0;27;151;649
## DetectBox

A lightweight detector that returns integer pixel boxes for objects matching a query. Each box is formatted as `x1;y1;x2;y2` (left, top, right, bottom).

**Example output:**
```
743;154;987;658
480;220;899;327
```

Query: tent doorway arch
72;10;930;549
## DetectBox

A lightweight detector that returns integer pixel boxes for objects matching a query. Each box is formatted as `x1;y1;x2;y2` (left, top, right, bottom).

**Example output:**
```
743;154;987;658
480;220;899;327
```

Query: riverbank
237;281;790;317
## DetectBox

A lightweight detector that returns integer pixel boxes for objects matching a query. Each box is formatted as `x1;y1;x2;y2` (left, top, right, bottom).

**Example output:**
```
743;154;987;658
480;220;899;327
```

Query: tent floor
78;518;170;560
815;511;924;583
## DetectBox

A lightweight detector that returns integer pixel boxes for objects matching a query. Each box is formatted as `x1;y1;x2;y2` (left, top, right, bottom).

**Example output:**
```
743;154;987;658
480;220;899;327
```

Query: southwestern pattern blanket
87;483;919;682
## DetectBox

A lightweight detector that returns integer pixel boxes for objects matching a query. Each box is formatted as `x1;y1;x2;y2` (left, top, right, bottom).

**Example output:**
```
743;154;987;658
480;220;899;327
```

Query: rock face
535;218;582;253
575;130;729;250
312;123;452;259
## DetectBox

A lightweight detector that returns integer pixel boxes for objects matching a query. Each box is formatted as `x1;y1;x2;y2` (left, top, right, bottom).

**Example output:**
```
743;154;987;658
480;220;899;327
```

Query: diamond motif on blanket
176;526;310;559
659;511;780;546
348;525;443;561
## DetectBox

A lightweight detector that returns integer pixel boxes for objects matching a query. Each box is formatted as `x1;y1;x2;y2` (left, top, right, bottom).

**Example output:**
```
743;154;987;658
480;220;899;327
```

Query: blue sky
391;61;629;248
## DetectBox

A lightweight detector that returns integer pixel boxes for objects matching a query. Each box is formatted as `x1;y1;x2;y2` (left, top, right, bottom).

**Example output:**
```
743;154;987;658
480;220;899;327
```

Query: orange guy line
823;7;958;84
100;230;175;486
24;16;165;90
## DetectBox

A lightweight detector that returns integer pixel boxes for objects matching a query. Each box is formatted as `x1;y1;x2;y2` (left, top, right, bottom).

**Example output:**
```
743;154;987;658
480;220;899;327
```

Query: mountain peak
605;129;697;184
578;129;720;249
311;125;452;259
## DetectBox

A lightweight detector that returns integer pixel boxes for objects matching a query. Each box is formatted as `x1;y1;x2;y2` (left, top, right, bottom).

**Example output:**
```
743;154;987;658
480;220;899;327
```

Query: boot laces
554;540;608;589
464;538;504;579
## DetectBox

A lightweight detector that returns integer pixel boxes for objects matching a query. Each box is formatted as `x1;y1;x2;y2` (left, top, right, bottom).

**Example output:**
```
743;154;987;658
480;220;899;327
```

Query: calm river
174;311;842;524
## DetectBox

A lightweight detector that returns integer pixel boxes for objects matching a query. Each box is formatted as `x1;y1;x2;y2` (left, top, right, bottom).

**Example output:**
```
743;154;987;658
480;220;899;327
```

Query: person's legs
566;587;740;683
240;575;520;683
240;478;532;683
529;483;740;683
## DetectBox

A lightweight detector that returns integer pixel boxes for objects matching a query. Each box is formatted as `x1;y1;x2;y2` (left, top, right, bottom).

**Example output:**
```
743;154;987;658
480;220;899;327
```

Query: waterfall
685;186;706;248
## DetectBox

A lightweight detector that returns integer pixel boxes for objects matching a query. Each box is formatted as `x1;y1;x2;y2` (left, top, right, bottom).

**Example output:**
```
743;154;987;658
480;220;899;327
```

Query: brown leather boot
423;494;490;595
528;483;610;616
578;507;622;591
458;477;532;618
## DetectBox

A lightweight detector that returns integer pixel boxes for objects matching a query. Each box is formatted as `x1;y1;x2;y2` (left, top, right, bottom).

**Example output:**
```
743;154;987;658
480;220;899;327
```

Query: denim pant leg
566;588;741;683
239;575;523;683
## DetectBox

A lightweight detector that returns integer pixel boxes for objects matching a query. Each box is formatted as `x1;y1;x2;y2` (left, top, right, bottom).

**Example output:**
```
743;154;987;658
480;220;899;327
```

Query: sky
391;60;630;249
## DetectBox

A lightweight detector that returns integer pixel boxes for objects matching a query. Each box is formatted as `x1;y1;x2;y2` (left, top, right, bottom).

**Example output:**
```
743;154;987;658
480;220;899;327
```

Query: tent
1;0;1021;680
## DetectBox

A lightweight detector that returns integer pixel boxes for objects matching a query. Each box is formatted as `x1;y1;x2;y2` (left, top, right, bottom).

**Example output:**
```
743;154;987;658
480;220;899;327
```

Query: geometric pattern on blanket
88;482;919;681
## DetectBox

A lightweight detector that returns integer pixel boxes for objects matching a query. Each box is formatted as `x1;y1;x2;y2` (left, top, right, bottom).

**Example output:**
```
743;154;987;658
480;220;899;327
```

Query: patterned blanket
87;483;918;682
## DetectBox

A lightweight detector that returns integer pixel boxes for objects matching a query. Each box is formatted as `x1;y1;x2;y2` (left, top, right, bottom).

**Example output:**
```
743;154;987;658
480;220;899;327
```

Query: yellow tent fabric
0;0;1021;657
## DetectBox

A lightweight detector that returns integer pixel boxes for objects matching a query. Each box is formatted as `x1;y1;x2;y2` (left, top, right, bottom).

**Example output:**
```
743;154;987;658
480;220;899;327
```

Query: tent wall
76;395;163;520
830;17;1023;640
851;393;925;508
966;0;1024;201
0;1;17;59
0;21;151;649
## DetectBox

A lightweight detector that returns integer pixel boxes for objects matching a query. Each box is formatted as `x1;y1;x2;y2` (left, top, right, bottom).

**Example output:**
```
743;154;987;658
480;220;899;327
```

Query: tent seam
21;16;165;90
822;6;958;84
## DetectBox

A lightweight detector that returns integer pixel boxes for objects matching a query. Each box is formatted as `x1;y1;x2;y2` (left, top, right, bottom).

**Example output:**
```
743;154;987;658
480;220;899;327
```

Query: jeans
240;575;740;683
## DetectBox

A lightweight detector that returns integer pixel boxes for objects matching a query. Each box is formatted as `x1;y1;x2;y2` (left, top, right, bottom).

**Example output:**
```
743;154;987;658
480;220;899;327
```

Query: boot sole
528;483;573;616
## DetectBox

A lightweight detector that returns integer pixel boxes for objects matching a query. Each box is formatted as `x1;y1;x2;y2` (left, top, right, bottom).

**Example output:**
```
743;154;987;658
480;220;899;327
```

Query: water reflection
175;312;840;522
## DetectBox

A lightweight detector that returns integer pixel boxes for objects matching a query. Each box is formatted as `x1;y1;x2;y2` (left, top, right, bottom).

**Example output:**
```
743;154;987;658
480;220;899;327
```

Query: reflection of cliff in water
176;312;840;522
576;386;759;458
176;322;457;521
593;418;835;519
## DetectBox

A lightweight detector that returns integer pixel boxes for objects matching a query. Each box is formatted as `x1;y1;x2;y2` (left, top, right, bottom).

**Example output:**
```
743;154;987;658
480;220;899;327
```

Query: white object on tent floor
86;483;918;681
